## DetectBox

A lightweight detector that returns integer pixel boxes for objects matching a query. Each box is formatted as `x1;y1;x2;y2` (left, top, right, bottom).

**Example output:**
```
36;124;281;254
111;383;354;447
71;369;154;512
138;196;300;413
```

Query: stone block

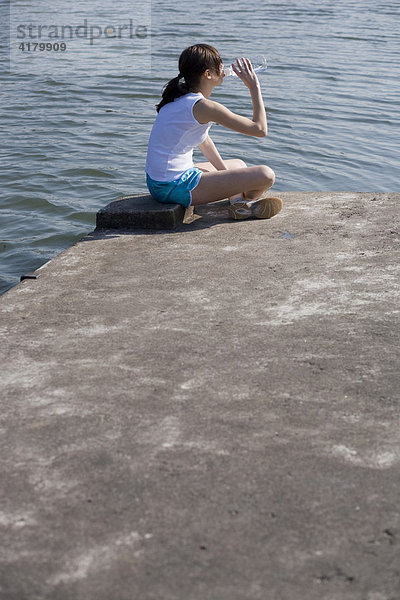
96;194;186;230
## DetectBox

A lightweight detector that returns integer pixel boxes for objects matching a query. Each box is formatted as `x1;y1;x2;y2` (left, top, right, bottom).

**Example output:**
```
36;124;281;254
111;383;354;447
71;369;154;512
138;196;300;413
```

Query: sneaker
228;196;283;220
228;200;253;220
252;196;283;219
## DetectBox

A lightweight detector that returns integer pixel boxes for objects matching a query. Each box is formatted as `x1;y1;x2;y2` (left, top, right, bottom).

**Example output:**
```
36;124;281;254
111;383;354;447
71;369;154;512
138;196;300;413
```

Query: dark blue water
1;0;399;294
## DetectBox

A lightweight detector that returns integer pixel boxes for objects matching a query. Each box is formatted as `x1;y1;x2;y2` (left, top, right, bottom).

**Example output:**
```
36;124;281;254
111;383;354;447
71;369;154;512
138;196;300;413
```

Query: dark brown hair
156;44;222;112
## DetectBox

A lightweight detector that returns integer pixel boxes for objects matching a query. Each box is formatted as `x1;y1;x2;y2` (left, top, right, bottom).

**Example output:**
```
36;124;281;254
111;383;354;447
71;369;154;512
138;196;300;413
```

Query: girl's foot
228;196;283;220
228;199;253;219
252;196;283;219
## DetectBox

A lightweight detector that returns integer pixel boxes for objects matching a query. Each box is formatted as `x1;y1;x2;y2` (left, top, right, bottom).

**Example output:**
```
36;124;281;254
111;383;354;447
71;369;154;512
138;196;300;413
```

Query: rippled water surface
1;0;399;294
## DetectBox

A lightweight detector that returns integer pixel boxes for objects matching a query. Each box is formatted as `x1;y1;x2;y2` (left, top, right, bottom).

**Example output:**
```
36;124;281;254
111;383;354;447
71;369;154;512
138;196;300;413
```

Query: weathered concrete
1;192;399;600
96;193;187;230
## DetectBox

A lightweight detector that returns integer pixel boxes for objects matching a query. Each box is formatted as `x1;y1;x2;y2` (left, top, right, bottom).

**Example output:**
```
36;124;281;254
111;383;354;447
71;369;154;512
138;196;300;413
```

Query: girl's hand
231;57;260;90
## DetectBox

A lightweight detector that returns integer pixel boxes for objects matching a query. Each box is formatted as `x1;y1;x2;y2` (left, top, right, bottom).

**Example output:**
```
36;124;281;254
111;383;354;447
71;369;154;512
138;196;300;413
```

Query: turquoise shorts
146;167;202;209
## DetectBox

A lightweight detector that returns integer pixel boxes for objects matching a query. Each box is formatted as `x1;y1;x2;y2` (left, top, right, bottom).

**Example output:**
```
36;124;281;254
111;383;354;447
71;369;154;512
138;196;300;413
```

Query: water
1;0;399;295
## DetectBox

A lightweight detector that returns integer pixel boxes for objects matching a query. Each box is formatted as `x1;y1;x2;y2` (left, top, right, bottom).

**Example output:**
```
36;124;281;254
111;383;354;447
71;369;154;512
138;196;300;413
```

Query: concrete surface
1;192;399;600
96;194;187;230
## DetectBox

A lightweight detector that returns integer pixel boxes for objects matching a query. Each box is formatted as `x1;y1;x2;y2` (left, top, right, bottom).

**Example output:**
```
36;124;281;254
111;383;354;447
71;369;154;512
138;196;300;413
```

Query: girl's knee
228;158;247;169
259;165;275;187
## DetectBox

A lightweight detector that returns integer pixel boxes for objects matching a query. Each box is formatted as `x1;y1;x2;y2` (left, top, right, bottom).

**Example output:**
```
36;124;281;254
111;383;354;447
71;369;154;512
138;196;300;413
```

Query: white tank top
145;91;212;182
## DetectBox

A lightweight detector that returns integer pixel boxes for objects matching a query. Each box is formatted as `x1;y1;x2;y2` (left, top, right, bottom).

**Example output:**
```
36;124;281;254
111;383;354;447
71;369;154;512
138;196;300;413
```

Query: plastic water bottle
223;55;267;78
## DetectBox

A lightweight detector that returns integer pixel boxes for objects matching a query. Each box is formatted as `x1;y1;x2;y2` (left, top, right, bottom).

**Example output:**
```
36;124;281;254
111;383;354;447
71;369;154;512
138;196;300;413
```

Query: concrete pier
1;192;399;600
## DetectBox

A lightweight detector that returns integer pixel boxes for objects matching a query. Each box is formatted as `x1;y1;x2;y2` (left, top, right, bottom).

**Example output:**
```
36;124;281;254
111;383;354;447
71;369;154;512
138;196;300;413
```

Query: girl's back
146;92;211;182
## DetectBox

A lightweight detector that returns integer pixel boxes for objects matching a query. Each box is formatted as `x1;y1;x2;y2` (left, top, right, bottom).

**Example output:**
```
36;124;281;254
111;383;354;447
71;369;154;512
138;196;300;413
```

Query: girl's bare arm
197;135;227;170
193;58;267;137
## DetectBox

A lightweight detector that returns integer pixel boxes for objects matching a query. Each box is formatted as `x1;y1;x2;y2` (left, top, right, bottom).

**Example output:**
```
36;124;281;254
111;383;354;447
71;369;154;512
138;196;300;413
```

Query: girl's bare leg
191;164;275;206
195;158;247;203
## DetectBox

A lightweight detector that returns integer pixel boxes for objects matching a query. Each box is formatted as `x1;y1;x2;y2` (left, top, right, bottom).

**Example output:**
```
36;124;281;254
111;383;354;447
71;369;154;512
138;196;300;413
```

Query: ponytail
156;74;188;113
155;44;222;113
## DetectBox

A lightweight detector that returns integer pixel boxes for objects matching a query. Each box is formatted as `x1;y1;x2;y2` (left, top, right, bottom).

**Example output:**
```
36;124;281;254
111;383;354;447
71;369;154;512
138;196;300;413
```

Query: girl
145;43;282;220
